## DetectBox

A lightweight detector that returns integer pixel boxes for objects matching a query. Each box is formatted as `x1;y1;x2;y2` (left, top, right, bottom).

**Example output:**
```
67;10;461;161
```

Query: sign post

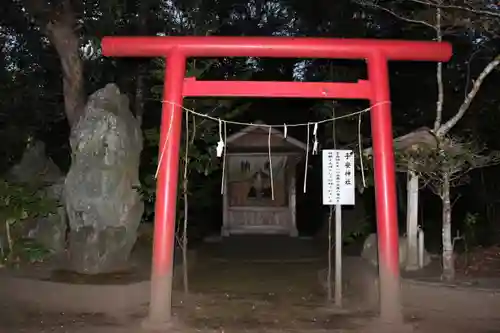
322;149;355;307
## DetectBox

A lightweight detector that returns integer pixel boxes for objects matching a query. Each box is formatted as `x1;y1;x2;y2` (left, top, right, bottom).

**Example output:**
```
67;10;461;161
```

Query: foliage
0;180;58;227
6;238;52;266
397;137;500;196
0;179;58;264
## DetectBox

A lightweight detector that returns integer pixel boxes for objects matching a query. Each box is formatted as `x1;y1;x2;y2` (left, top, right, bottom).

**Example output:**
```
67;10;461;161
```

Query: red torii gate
101;36;452;327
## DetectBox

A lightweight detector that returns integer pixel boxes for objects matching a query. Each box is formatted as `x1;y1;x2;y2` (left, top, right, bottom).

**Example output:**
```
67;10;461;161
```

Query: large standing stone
64;83;144;274
8;141;67;254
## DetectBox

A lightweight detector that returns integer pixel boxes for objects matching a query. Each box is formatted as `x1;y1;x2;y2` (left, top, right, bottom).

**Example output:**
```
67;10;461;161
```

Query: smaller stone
7;141;67;254
361;233;431;270
8;141;61;184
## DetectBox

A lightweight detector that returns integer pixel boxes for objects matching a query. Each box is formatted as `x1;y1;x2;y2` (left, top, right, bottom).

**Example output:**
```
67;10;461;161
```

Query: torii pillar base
141;316;184;332
360;318;415;333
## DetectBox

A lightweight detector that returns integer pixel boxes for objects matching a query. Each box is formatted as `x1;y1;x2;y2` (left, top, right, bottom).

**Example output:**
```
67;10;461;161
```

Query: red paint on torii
101;36;452;327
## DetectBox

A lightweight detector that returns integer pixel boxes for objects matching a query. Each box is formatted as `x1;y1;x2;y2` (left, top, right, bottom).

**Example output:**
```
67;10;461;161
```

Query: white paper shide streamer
216;119;225;158
312;122;319;155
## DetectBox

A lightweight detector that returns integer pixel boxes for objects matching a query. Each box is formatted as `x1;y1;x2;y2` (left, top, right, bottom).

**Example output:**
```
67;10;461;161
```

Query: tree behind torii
357;0;500;280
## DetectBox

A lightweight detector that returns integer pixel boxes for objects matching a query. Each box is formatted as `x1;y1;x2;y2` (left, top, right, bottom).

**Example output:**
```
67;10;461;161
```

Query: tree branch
356;0;437;30
436;54;500;137
408;0;500;18
434;6;444;131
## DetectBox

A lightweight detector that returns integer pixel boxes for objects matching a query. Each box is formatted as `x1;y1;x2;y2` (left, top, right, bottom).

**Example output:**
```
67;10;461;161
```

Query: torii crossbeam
101;36;452;327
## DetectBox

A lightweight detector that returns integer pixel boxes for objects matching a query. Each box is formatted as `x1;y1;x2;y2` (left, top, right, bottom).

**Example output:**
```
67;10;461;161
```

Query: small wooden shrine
221;121;307;237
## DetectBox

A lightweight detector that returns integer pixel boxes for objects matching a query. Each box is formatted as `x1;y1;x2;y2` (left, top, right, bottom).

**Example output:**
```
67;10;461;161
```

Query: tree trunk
441;170;455;281
135;68;145;127
45;19;85;126
22;0;85;126
134;0;148;127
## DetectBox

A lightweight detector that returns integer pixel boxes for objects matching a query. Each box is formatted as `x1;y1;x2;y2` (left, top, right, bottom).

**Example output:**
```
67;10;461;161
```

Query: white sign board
322;149;355;205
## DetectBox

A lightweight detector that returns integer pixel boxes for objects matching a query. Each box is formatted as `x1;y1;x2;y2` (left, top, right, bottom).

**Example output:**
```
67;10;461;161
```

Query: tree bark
433;7;443;132
441;170;455;281
46;20;85;126
135;68;145;127
134;0;148;127
23;0;85;126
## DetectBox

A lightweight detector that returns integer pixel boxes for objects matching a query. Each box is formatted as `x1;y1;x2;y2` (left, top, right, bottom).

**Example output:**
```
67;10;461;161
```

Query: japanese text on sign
321;149;355;205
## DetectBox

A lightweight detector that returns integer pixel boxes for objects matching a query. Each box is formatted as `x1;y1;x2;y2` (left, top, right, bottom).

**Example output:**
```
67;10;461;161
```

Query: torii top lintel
101;36;452;62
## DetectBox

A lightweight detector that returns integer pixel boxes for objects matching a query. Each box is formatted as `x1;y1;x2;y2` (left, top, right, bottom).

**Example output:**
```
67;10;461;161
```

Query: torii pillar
102;36;452;328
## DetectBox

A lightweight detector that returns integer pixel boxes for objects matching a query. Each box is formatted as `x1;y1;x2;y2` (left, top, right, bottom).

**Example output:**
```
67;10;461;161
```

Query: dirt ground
2;236;500;333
